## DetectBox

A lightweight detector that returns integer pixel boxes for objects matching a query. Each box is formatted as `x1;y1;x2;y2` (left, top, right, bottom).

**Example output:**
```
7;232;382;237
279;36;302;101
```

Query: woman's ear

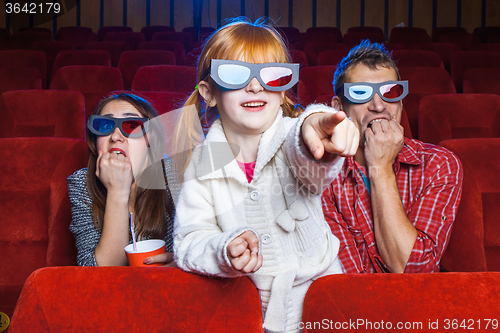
198;80;216;107
331;96;343;111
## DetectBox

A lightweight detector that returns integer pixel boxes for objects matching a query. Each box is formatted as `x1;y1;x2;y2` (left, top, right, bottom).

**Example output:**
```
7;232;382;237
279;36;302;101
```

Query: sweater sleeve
67;168;100;267
283;104;345;195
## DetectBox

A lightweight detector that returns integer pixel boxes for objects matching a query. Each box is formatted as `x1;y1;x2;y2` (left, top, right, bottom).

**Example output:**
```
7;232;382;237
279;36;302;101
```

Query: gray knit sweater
67;159;179;266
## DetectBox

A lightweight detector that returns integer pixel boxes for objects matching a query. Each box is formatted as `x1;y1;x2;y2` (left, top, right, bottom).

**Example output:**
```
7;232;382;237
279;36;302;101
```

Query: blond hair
172;17;302;180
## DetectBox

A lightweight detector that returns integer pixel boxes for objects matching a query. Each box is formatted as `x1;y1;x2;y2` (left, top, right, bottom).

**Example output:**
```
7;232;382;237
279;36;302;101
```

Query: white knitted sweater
174;105;344;332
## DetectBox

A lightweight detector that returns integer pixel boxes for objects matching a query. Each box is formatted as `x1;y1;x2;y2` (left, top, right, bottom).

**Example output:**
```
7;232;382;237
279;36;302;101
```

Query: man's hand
227;231;263;273
364;119;404;174
302;111;359;160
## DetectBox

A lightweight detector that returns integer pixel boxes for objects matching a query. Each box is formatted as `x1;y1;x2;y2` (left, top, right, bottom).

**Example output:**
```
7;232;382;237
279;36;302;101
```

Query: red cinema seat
303;272;500;331
418;94;500;145
463;68;500;95
438;32;481;50
399;66;456;138
389;27;432;46
117;50;176;90
289;49;308;68
303;42;348;66
138;41;185;65
342;31;386;49
392;49;444;68
51;50;111;83
152;32;194;53
0;66;42;94
50;66;123;117
103;31;145;50
97;26;132;41
413;42;461;72
305;27;343;44
276;26;302;49
30;41;76;87
316;50;348;66
11;28;52;45
132;65;197;94
182;26;215;43
0;50;47;88
0;90;85;139
113;90;188;115
0;138;87;319
140;25;175;41
473;26;500;43
296;66;336;107
9;267;263;333
84;41;130;67
0;28;10;40
451;51;500;92
432;26;468;42
347;26;384;35
55;26;97;49
440;138;500;272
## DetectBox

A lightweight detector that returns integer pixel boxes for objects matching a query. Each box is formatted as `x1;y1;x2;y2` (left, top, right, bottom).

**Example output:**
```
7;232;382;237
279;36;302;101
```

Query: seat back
56;26;97;49
138;41;185;65
0;50;47;88
118;50;176;90
342;31;386;48
389;27;432;46
0;66;42;94
97;26;133;41
103;32;145;50
303;42;348;66
0;138;87;318
440;138;500;271
317;50;348;66
0;90;86;139
418;94;500;144
152;32;194;53
50;66;123;116
113;90;188;115
392;49;443;68
305;27;343;44
463;68;500;95
132;65;197;94
296;66;336;107
51;50;111;82
451;50;500;92
432;27;468;42
140;25;175;41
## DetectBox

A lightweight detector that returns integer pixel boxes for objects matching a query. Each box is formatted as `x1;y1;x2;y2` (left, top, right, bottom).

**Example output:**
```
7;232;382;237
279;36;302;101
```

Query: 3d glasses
341;81;409;104
87;115;149;138
209;59;299;91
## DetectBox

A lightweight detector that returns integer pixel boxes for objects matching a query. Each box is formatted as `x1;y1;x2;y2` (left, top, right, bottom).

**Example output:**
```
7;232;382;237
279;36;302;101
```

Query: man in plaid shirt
323;41;463;273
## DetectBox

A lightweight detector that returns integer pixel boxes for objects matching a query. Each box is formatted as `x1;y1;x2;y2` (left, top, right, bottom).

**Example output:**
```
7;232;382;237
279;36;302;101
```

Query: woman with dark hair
68;93;178;266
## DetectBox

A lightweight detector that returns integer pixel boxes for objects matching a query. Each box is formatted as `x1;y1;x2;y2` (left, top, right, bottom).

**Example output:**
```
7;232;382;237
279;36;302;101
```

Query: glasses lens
122;120;145;135
260;67;293;87
348;85;374;101
218;64;251;85
93;118;115;133
380;83;404;99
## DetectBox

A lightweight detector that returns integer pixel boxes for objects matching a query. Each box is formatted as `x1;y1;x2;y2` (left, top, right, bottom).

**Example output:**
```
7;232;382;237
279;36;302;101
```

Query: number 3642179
6;3;61;14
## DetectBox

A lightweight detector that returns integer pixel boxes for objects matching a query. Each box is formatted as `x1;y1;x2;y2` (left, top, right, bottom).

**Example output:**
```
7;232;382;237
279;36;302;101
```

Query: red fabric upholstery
152;32;194;53
316;50;348;66
140;25;175;41
413;42;461;72
50;66;123;117
182;26;215;43
0;138;87;319
296;66;337;107
451;50;500;92
118;50;176;90
342;31;386;49
138;41;186;65
9;267;263;333
132;65;197;94
392;49;444;68
103;31;146;50
303;272;500;332
0;27;10;40
399;66;456;138
439;138;500;272
97;26;132;41
276;27;302;49
303;43;348;66
55;26;98;49
418;94;500;144
113;90;188;115
463;68;500;95
84;41;130;67
0;90;85;139
432;27;468;42
0;40;28;50
389;27;432;46
0;66;42;94
305;27;343;44
347;26;384;35
11;28;52;43
30;41;76;87
51;50;111;82
0;50;47;88
289;49;308;68
474;26;500;43
438;32;481;50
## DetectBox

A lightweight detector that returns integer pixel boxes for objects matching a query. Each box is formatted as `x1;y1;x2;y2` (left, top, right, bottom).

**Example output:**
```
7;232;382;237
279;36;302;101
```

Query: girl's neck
224;130;261;163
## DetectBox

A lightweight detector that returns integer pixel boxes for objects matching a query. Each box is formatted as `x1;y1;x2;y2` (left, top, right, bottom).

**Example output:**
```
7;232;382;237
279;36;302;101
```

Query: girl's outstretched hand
227;231;263;274
301;111;359;160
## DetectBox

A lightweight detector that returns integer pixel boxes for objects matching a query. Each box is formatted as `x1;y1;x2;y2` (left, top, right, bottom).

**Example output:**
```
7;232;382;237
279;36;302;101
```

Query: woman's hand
143;252;177;267
95;150;134;194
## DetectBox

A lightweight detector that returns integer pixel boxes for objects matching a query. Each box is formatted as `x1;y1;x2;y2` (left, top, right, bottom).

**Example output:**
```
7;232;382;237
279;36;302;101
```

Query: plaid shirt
322;138;463;273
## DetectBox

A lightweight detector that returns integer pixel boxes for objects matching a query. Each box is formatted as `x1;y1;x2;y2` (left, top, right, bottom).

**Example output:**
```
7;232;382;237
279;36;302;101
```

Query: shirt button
261;234;272;244
250;190;261;201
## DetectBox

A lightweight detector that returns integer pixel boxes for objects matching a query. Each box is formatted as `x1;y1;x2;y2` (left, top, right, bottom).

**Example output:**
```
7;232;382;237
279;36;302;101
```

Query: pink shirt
237;160;256;183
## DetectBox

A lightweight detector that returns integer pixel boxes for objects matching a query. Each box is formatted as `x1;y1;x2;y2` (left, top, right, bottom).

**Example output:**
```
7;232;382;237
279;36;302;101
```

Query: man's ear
331;95;343;111
197;80;216;107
